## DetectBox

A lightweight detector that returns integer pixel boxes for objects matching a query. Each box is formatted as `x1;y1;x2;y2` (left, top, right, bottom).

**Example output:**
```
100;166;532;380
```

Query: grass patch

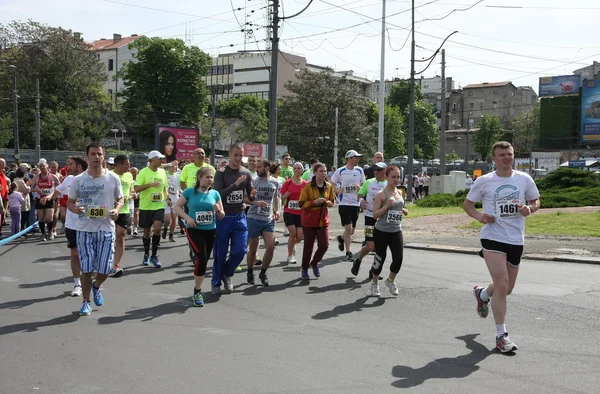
459;211;600;237
406;205;465;217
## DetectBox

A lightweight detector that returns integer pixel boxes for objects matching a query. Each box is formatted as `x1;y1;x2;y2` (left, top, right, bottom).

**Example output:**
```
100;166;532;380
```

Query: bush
415;193;462;207
540;186;600;208
536;168;600;191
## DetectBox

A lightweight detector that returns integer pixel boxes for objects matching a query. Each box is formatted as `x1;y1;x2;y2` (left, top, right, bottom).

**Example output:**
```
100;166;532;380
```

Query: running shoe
275;238;280;246
162;227;167;239
301;269;309;280
180;228;185;235
496;333;518;353
345;251;353;261
385;279;400;296
256;259;263;267
247;270;255;285
133;228;138;236
108;266;124;278
286;255;297;264
127;227;132;235
235;266;243;273
473;286;490;318
142;254;150;266
337;235;344;252
211;285;222;295
312;265;321;278
371;283;381;297
70;285;82;297
169;234;175;242
192;291;204;307
351;259;361;276
283;228;289;236
259;272;269;287
223;277;233;294
49;233;55;240
149;256;162;268
92;282;104;306
79;301;92;316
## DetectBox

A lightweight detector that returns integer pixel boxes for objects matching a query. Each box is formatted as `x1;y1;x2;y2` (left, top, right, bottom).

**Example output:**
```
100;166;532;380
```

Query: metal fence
0;148;152;168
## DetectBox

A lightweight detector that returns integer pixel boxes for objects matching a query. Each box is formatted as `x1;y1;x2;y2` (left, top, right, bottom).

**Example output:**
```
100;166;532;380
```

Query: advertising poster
580;80;600;142
242;144;289;160
538;75;580;97
155;125;199;162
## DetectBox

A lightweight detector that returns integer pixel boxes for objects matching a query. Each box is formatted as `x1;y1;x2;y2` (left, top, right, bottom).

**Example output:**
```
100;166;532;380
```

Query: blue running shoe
312;265;321;278
150;256;162;268
142;254;150;266
79;301;92;316
301;269;309;280
92;282;104;306
192;291;204;307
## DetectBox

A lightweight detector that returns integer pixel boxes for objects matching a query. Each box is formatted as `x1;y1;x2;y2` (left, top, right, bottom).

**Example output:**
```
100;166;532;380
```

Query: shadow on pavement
390;334;499;389
0;312;80;336
19;277;72;289
312;295;386;320
31;255;68;264
0;292;70;310
97;298;195;324
306;277;370;294
238;277;308;296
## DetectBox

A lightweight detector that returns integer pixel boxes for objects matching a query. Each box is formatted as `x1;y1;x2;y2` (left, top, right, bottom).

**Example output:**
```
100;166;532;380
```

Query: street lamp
210;83;224;167
7;65;19;161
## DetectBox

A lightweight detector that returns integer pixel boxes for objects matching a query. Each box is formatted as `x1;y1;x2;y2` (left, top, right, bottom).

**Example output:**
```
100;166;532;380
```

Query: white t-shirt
466;170;540;245
423;176;431;187
56;175;78;230
331;165;366;207
465;177;474;189
166;173;180;200
68;170;124;233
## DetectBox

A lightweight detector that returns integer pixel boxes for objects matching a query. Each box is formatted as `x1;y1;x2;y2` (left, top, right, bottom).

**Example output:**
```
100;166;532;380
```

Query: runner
364;152;384;180
130;167;140;235
330;150;366;261
369;165;408;297
58;162;70;234
464;141;540;353
280;153;293;180
179;148;216;190
280;162;308;263
110;154;134;277
351;162;388;278
174;166;225;307
299;163;336;280
67;142;123;316
49;161;63;237
270;162;285;245
301;157;319;181
134;151;169;268
212;143;255;295
31;161;61;241
245;158;281;287
247;154;258;178
163;163;180;242
423;173;431;197
55;156;87;296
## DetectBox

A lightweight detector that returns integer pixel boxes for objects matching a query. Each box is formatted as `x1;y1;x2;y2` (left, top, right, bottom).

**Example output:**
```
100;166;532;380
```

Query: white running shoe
223;277;233;294
283;228;289;236
286;255;297;264
371;283;380;297
71;285;82;297
385;279;399;296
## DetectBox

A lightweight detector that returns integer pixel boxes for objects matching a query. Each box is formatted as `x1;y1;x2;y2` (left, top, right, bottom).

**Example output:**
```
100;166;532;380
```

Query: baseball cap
345;150;363;159
38;158;47;165
374;162;387;170
107;157;115;165
147;150;165;160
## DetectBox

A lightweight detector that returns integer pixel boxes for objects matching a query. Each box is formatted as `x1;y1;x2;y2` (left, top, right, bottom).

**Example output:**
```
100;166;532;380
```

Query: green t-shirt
281;165;293;180
136;167;168;211
180;162;216;189
115;171;134;214
301;170;313;181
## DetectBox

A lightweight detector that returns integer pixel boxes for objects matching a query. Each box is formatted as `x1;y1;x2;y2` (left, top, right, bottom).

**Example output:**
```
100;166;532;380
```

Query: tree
0;20;114;150
402;100;439;159
472;114;503;161
387;80;423;112
119;37;211;143
445;150;460;161
216;95;268;143
278;70;375;165
366;102;406;158
510;104;540;157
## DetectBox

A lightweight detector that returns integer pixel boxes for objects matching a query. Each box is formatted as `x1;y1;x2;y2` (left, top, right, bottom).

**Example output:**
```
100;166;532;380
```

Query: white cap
107;157;115;165
38;158;47;165
345;150;363;159
147;150;165;160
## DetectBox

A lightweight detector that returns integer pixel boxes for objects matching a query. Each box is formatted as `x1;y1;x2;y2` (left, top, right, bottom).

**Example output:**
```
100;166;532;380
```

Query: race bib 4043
195;211;213;225
227;190;243;204
86;205;107;220
496;199;521;218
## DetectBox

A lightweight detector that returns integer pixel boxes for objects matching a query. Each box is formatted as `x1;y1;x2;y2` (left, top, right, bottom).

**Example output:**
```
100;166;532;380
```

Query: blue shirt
182;188;221;230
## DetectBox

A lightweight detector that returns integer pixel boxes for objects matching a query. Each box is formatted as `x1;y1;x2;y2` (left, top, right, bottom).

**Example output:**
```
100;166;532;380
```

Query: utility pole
439;49;446;176
9;65;19;161
406;0;416;203
267;0;280;161
377;0;386;153
334;106;339;169
35;78;41;164
465;122;470;175
210;86;217;167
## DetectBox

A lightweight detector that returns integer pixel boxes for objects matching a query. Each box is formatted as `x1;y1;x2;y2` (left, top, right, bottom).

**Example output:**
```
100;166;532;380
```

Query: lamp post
8;65;19;160
210;83;224;167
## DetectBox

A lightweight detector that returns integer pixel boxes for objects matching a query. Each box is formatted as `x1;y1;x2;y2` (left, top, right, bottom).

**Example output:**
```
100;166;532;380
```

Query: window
452;103;456;111
228;64;234;74
451;119;456;126
493;101;498;109
480;103;484;110
424;84;429;89
108;59;114;71
493;89;498;95
468;91;473;96
469;103;474;109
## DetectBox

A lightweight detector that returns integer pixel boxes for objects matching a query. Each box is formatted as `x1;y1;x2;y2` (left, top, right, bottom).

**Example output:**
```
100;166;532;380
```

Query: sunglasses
283;157;290;160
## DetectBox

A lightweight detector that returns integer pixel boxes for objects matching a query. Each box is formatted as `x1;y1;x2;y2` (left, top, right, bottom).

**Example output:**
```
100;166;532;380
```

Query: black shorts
65;228;77;249
133;199;139;209
35;198;55;210
338;205;360;227
479;239;524;267
284;212;302;227
115;213;131;229
364;216;376;242
139;209;165;229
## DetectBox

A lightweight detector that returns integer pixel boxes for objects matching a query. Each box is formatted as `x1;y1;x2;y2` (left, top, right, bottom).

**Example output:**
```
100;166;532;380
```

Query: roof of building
463;81;513;89
89;35;139;51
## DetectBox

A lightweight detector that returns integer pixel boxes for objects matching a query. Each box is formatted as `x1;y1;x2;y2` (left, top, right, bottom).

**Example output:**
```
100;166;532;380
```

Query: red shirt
281;179;308;215
0;173;7;199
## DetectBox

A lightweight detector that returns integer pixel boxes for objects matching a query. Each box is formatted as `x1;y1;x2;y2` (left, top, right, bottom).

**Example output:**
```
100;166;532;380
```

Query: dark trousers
186;228;215;277
301;226;329;270
372;228;404;276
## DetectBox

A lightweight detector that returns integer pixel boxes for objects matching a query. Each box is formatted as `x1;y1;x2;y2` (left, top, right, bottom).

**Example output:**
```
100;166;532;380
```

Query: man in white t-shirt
53;156;88;297
163;163;181;242
463;141;540;353
465;175;474;189
423;173;431;196
68;142;124;316
331;150;366;261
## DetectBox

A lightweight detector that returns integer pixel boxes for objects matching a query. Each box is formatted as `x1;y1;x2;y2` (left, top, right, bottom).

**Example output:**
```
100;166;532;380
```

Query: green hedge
415;192;481;208
536;168;600;191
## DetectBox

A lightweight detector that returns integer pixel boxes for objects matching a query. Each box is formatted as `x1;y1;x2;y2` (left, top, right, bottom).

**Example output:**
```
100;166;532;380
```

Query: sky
2;0;600;94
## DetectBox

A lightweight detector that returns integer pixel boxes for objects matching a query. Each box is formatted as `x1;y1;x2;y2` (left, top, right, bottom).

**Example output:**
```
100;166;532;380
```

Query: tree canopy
216;95;268;144
402;99;439;159
387;80;424;112
510;104;540;157
472;114;503;161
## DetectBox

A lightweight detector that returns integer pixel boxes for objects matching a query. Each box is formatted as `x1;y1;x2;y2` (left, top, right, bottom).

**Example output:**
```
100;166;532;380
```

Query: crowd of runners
0;140;539;353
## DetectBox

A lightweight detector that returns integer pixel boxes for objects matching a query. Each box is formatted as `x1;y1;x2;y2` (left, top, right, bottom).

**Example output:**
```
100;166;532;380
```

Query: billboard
539;75;580;97
155;125;200;162
242;144;289;161
581;80;600;142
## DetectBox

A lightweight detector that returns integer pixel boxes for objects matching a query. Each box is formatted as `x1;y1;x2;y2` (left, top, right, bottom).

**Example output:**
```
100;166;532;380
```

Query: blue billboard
539;74;580;97
581;80;600;142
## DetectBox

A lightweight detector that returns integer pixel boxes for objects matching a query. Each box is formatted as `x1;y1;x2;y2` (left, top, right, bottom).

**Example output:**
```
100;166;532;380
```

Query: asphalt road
1;229;600;394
